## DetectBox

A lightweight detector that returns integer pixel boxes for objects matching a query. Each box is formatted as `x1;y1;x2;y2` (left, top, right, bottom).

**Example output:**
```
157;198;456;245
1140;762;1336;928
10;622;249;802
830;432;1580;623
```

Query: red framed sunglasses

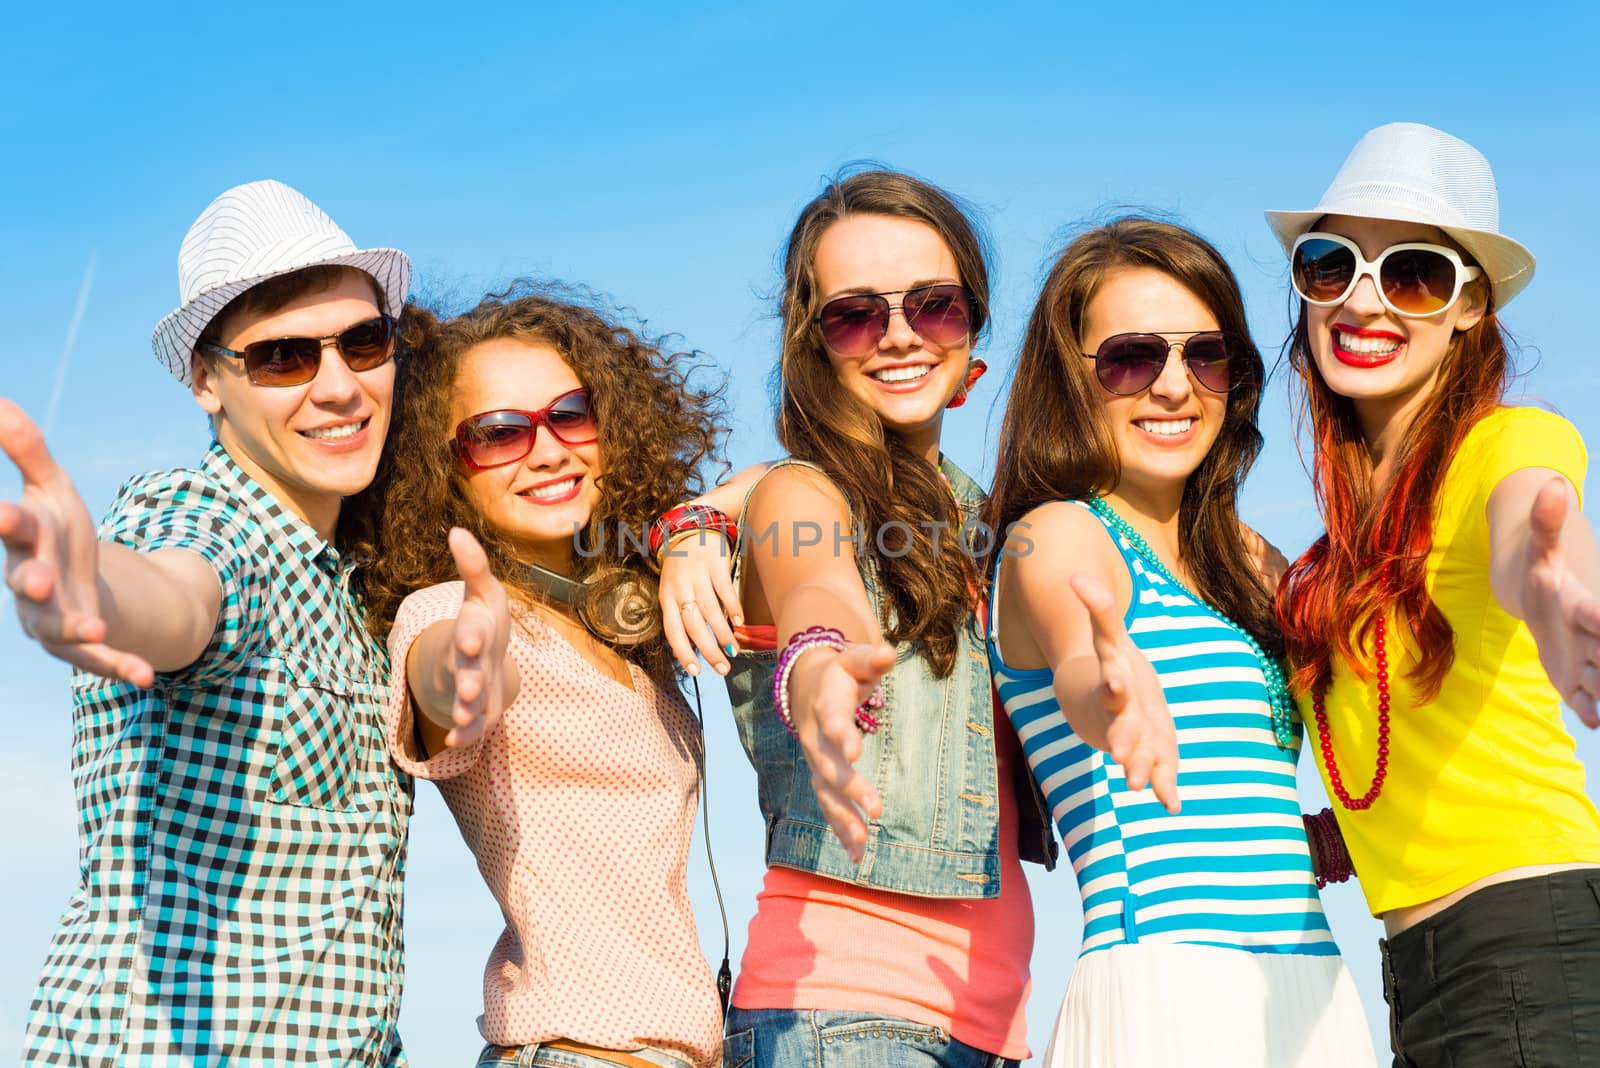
452;388;598;469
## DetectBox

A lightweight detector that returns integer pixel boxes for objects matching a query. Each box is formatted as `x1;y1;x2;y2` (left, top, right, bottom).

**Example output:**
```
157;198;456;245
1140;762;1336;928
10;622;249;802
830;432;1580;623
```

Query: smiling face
450;338;602;573
1081;267;1228;513
191;270;392;538
811;214;972;461
1304;214;1487;447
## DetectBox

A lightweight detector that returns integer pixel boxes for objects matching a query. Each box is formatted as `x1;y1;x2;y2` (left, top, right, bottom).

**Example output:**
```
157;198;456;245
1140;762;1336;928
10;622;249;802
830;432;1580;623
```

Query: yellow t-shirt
1302;406;1600;916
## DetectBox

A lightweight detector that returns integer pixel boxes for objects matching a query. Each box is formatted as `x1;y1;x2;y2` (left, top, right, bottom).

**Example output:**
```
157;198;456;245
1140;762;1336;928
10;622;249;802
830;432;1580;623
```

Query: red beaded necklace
1312;615;1391;811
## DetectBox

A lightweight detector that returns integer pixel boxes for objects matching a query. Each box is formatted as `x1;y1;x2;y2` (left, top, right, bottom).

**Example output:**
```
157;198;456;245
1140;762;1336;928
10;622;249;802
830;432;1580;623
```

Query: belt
479;1038;684;1068
550;1040;676;1068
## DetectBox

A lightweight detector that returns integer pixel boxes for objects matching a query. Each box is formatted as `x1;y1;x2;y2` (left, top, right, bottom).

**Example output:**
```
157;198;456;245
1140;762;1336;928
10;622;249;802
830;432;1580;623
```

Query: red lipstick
1331;324;1405;368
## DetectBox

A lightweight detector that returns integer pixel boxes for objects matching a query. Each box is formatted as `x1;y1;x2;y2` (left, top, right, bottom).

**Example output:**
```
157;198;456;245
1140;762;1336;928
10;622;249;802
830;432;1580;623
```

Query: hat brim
151;247;412;386
1264;205;1535;310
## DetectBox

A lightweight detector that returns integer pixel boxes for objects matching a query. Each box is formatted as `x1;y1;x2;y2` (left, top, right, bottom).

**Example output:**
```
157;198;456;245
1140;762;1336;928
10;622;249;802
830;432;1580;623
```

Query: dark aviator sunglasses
1083;331;1252;396
198;315;397;387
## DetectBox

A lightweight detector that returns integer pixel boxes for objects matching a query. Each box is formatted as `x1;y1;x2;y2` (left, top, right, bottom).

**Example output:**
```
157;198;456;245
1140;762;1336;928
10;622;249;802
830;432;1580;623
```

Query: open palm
0;399;153;686
1071;572;1181;813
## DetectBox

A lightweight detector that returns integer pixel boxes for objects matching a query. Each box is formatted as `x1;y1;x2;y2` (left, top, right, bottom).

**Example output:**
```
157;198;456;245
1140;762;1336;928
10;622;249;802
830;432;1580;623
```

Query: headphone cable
689;675;733;1016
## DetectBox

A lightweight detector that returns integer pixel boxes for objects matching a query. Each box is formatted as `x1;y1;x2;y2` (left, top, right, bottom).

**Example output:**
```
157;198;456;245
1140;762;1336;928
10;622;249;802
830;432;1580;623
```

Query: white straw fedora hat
151;180;411;385
1265;122;1535;309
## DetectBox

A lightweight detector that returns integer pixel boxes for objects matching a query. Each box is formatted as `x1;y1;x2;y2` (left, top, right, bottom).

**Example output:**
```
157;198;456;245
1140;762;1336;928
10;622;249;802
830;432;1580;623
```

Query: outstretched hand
443;527;515;747
1521;478;1600;728
1071;572;1181;813
786;640;895;861
0;398;153;687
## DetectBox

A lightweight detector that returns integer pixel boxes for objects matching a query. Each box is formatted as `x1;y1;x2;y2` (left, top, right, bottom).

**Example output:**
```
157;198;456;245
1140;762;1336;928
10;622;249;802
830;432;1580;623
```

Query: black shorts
1381;869;1600;1067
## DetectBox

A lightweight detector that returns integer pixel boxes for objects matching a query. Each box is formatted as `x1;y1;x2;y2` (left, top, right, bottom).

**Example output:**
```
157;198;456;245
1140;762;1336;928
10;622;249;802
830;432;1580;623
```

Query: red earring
946;358;988;409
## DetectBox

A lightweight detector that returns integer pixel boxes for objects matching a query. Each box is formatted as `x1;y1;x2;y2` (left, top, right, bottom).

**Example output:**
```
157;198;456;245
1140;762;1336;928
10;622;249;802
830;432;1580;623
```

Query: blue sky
3;1;1598;1062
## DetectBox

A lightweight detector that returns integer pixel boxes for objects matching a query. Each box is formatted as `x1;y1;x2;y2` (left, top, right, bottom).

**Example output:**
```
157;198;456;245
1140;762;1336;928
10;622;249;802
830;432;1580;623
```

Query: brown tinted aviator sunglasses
198;314;397;387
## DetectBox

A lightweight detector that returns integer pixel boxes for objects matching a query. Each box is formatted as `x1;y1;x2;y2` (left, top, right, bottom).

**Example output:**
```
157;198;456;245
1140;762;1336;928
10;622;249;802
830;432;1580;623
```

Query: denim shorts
476;1039;695;1068
1381;868;1600;1067
721;1008;1019;1068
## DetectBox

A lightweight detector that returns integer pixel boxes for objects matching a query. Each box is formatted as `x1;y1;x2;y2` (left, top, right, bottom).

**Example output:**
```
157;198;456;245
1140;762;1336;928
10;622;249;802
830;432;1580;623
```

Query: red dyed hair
1276;283;1511;700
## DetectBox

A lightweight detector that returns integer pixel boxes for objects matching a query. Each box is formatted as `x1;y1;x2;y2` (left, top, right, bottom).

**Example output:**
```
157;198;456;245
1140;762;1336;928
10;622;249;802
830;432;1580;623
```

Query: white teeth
302;421;363;440
871;365;932;383
1135;418;1194;437
523;477;578;500
1335;329;1401;355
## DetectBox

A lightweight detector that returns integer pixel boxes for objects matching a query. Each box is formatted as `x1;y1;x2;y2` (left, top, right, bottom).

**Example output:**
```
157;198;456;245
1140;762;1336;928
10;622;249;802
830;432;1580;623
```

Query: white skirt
1041;943;1377;1068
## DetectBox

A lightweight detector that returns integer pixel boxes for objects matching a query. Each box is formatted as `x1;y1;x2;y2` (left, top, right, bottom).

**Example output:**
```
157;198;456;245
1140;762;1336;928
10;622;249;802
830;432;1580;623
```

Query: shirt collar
937;455;985;509
200;442;338;567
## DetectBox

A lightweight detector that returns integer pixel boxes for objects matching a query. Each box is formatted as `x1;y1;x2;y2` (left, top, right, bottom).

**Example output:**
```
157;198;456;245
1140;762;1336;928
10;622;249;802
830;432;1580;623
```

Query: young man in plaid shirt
2;180;415;1065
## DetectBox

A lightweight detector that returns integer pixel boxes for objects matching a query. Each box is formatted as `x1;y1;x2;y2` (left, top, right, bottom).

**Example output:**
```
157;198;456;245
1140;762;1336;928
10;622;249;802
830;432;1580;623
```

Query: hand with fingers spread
0;398;156;686
784;639;895;861
1069;572;1181;813
438;527;518;748
1519;478;1600;728
659;529;744;677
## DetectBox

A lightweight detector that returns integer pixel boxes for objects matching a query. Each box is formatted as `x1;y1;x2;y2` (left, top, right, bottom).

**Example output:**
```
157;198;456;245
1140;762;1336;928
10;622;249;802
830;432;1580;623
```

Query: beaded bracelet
649;504;739;562
1303;807;1355;889
1325;814;1355;886
773;626;886;736
1305;810;1326;884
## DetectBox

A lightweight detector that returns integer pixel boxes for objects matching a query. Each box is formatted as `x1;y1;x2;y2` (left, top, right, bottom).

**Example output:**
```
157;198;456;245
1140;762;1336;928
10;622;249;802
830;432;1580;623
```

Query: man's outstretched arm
0;398;221;686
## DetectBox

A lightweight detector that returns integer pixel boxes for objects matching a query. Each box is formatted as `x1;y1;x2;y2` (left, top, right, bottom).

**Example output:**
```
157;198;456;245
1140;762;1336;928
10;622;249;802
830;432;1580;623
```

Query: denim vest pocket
726;613;1005;897
724;456;1026;897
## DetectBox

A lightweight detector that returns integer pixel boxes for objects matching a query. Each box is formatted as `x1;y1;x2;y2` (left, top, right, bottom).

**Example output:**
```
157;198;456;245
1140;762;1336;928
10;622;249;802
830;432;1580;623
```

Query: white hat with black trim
151;180;411;385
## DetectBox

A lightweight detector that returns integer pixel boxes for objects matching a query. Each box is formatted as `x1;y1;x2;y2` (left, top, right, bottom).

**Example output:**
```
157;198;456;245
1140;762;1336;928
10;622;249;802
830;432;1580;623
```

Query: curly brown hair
353;283;726;684
776;169;992;678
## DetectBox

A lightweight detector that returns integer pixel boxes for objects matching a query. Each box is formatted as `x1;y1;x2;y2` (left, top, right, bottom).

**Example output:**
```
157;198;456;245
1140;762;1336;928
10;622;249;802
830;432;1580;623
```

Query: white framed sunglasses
1290;232;1483;318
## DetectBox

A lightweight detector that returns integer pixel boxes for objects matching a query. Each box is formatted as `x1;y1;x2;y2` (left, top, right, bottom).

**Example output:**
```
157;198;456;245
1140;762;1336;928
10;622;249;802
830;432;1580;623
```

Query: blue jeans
722;1009;1019;1068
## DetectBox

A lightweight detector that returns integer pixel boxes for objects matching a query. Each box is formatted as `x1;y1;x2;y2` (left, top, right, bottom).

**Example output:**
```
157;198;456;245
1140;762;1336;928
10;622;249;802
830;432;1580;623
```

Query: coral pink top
731;618;1034;1060
387;582;722;1068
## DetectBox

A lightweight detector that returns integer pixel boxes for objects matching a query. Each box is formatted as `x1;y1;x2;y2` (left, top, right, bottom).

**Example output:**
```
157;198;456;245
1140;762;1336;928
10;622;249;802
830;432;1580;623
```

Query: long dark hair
354;284;725;684
775;168;993;677
984;217;1280;653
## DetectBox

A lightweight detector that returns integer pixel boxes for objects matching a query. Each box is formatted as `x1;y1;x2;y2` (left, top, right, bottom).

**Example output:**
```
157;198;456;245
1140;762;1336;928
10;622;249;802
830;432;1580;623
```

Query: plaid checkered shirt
23;443;412;1066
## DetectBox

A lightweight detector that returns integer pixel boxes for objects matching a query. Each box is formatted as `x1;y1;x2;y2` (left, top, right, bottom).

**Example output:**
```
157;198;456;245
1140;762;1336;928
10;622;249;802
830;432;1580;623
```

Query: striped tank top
987;501;1337;958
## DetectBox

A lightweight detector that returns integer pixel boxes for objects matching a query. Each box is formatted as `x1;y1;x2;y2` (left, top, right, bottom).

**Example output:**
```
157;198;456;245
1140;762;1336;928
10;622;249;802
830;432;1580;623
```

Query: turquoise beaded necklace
1087;496;1297;749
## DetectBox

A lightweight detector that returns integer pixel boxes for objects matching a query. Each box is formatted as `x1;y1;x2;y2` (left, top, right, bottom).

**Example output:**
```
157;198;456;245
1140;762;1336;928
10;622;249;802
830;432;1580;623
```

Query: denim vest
726;457;1057;899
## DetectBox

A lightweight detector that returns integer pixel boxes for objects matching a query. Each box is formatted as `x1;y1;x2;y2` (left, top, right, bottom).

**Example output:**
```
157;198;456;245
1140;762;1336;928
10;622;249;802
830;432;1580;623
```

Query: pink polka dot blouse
387;582;722;1067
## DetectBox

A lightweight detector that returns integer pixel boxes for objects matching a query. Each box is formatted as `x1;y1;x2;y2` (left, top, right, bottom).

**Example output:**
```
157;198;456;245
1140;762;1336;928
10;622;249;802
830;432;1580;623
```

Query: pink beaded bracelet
1303;807;1355;889
773;626;886;736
